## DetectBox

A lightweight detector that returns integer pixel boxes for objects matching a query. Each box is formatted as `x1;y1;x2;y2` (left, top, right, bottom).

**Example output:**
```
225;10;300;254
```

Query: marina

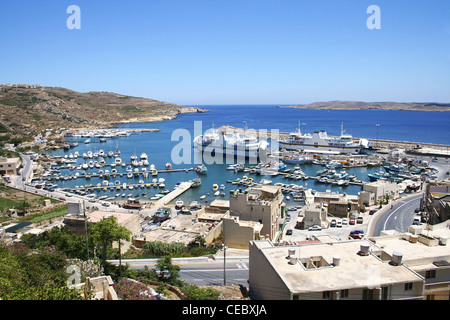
31;106;448;209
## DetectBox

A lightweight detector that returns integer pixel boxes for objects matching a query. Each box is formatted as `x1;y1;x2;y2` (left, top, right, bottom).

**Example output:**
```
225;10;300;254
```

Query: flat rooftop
371;226;450;271
252;239;424;294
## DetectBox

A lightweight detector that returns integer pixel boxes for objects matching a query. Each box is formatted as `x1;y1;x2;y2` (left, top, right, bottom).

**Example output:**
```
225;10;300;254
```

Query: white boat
260;179;272;185
115;157;122;165
212;184;219;191
189;201;200;209
200;195;206;200
165;163;172;170
193;124;269;160
214;191;220;196
175;200;184;209
279;122;370;154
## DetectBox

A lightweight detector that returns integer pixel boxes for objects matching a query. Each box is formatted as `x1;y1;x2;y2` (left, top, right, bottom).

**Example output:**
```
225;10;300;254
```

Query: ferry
279;122;370;154
193;125;269;160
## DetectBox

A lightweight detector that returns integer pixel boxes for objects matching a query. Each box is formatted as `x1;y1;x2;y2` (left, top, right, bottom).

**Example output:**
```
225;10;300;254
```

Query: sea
46;105;450;205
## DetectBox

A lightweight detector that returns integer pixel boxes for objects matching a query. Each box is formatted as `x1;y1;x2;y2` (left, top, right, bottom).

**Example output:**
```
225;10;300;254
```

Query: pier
152;181;193;208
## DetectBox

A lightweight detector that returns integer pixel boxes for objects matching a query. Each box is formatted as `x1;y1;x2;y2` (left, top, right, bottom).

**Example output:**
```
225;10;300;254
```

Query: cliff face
0;84;208;135
279;101;450;111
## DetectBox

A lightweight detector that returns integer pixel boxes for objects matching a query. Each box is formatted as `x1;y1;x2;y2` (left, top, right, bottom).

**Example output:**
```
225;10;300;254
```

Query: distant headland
278;101;450;112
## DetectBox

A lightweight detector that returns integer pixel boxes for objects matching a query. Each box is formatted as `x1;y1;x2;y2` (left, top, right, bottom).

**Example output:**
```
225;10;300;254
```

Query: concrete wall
249;241;291;300
223;217;260;249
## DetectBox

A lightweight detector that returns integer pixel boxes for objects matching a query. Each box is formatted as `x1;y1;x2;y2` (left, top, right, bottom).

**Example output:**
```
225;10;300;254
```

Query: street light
222;243;227;286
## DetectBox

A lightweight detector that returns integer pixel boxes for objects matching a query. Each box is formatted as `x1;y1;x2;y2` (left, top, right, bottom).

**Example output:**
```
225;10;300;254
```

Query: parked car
356;217;364;224
330;219;336;227
349;216;356;225
369;209;377;215
336;220;342;228
286;229;293;235
349;230;365;239
412;216;421;225
308;225;322;231
342;218;348;225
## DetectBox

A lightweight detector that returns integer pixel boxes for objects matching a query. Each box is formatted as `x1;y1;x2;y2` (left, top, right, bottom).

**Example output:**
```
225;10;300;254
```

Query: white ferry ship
193;126;269;160
279;122;370;154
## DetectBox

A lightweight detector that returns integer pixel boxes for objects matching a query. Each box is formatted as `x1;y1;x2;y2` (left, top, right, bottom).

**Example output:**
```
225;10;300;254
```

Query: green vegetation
0;242;85;300
20;205;68;223
5;214;221;300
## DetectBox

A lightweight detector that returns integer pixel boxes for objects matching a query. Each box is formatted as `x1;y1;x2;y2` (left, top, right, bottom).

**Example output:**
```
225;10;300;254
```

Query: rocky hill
279;101;450;111
0;84;207;138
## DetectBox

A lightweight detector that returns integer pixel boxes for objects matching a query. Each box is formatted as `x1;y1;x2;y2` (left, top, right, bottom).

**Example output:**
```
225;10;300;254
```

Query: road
369;193;423;237
109;257;250;287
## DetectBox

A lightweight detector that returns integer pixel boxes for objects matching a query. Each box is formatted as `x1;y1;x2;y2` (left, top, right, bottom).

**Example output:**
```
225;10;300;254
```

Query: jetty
152;181;193;208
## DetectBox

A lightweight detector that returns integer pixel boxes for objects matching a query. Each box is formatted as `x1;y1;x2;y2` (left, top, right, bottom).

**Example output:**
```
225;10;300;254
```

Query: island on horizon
278;101;450;112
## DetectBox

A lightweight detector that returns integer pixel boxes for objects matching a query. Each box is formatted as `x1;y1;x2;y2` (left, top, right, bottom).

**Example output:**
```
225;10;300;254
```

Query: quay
217;125;450;157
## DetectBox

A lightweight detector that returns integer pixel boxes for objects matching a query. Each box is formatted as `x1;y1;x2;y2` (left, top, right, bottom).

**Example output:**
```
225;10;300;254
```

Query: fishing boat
192;177;201;188
189;201;201;209
165;163;172;170
175;200;184;209
212;184;219;191
195;164;208;175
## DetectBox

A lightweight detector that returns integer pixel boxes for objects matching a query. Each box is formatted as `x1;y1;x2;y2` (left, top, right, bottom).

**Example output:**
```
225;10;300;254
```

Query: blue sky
1;0;449;105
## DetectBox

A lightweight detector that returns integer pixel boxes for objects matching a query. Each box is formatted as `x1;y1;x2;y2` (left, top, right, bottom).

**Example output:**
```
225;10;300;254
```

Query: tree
89;216;131;272
151;256;181;286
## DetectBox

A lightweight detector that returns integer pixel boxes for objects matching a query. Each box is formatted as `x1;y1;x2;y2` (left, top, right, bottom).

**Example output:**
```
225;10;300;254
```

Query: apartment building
249;239;425;300
229;185;284;241
0;157;20;175
371;221;450;300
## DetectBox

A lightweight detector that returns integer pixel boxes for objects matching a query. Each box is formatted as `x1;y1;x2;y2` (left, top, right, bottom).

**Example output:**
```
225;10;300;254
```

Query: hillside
279;101;450;111
0;84;207;140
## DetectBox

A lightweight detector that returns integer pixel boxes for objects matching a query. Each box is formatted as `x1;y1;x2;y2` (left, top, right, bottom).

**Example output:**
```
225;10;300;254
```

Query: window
340;289;349;298
425;270;436;279
381;286;388;300
404;283;413;291
362;289;374;300
322;291;331;299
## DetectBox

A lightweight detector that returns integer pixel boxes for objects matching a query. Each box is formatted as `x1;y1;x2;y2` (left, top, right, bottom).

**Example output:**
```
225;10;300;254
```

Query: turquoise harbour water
47;105;450;205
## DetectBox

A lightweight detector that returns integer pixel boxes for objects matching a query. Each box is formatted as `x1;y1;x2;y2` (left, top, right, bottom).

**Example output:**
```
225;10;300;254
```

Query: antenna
341;122;346;136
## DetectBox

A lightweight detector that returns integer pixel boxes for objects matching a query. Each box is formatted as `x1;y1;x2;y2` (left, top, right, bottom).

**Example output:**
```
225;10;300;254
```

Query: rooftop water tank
332;256;341;266
358;244;370;256
391;251;403;266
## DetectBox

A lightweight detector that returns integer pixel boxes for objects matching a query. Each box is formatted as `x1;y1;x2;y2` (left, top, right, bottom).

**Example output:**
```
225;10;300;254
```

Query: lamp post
222;243;227;285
